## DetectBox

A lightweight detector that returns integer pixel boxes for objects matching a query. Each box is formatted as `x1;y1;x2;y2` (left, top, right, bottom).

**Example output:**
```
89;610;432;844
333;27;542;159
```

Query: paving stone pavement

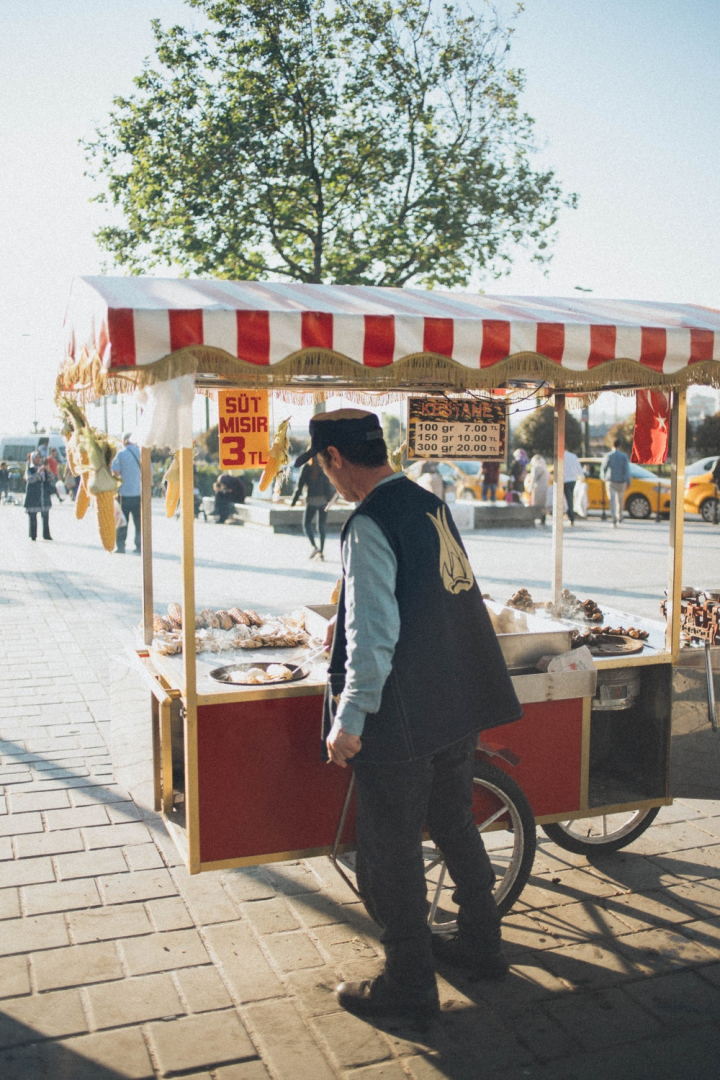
1;500;720;1079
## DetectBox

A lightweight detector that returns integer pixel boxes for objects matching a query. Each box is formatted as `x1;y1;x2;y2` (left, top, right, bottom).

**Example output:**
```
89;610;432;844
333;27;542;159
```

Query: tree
513;404;582;459
605;415;635;455
382;414;406;450
86;0;575;287
195;424;220;459
694;412;720;458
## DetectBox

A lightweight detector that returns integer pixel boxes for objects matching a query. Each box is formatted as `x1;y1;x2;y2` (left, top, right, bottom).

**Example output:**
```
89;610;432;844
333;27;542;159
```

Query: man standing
563;449;585;526
481;460;501;502
301;409;522;1027
111;434;142;554
601;439;631;527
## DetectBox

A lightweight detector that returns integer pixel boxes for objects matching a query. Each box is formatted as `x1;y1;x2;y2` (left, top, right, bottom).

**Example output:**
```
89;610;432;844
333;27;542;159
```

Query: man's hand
326;727;362;768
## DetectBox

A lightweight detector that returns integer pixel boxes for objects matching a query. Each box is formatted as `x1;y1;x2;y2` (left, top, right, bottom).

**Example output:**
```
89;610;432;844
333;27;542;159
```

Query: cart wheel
541;806;660;856
425;759;536;930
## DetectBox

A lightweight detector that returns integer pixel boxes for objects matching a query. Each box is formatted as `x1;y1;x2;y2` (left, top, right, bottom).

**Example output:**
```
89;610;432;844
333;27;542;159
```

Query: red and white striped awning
61;276;720;395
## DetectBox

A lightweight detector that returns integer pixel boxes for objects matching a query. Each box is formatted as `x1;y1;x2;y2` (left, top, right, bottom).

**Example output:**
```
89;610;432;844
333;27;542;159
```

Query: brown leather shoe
336;975;440;1029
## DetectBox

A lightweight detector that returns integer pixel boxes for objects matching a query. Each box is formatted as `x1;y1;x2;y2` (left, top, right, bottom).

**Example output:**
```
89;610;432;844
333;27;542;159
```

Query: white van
0;433;66;465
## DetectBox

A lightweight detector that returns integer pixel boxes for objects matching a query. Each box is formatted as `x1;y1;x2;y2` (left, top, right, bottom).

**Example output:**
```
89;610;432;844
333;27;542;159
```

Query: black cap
294;409;384;467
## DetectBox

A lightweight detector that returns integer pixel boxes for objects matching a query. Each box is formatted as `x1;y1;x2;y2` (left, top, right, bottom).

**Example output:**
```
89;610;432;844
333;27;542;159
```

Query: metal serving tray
484;602;573;671
305;602;572;673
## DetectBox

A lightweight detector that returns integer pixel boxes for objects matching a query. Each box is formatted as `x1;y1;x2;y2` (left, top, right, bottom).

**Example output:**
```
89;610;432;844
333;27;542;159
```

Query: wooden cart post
552;392;566;608
666;388;687;661
179;447;201;873
140;446;154;647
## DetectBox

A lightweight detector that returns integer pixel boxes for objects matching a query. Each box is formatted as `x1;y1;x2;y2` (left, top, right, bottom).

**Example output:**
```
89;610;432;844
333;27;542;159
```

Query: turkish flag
631;389;670;464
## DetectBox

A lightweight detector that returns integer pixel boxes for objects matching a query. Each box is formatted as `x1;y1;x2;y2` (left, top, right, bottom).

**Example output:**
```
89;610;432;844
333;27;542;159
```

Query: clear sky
1;0;718;435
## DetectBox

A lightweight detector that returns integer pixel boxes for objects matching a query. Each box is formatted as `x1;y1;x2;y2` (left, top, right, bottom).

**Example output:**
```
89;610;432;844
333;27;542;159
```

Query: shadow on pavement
0;1017;145;1080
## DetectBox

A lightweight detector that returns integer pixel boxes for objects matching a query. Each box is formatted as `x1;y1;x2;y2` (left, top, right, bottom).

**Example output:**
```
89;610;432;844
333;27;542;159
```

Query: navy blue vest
324;476;522;763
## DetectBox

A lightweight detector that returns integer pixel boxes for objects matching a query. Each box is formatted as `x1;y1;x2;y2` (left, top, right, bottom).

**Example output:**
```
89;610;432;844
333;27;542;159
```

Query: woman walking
291;457;334;559
528;454;550;527
24;452;54;541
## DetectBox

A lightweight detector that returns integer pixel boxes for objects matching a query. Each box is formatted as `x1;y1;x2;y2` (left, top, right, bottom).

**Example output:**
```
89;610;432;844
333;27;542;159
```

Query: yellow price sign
218;390;270;470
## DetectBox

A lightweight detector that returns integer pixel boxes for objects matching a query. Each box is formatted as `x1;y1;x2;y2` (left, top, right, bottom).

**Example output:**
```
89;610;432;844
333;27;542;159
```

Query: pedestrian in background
111;434;142;553
416;461;445;501
24;451;54;540
509;449;527;501
528;454;549;526
0;461;9;503
563;448;585;526
46;448;60;479
601;439;631;527
481;460;500;502
212;472;247;523
63;462;77;501
291;456;334;559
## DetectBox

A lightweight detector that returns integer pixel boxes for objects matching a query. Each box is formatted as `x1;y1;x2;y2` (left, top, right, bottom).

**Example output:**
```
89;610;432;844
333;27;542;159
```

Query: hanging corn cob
258;418;291;493
164;453;180;517
59;398;122;551
75;475;90;520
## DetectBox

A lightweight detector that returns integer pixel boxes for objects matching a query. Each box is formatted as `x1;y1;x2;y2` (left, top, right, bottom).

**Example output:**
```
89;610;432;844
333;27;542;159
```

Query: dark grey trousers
353;732;501;998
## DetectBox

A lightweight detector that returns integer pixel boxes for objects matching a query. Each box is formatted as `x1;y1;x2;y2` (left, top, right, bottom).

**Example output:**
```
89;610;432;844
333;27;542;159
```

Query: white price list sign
407;396;507;461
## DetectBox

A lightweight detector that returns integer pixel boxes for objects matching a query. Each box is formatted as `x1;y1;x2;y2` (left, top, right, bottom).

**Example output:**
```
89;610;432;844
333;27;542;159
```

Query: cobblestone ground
1;500;719;1079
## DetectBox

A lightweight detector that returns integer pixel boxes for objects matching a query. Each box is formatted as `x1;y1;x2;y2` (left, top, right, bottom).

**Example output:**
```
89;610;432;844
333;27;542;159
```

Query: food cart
57;278;720;920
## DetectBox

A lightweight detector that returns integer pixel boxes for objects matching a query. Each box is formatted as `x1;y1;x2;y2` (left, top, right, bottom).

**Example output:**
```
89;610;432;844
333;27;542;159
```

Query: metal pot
592;667;641;711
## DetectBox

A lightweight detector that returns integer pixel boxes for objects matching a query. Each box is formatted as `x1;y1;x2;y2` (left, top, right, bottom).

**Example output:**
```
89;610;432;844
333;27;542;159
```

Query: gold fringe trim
57;345;720;404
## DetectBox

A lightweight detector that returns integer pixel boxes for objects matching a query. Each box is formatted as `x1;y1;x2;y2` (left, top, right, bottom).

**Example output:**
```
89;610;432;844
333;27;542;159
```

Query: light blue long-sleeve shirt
334;473;403;737
601;449;631;484
111;444;142;496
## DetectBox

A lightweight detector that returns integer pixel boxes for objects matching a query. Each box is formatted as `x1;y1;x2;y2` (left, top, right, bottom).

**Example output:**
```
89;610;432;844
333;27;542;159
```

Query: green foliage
382;414;406;450
605;415;635;454
195;425;219;459
85;0;575;287
193;462;219;496
694;412;720;458
513;404;582;459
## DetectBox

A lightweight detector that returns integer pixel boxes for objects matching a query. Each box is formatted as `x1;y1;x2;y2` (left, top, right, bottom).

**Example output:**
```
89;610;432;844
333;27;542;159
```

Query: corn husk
390;440;407;473
96;491;116;552
59;397;121;545
87;465;120;496
259;418;291;492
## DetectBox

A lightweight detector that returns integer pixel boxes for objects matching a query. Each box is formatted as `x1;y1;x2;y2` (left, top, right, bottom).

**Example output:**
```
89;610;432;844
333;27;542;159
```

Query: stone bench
200;497;352;533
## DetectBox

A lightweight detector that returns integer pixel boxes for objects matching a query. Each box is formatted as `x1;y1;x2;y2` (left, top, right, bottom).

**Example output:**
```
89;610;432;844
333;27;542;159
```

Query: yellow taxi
449;461;509;501
578;458;671;518
406;460;509;501
684;456;719;521
503;456;671;518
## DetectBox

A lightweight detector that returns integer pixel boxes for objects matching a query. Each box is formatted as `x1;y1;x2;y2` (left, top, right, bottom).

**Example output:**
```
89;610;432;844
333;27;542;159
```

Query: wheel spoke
476;804;509;832
428;864;447;926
